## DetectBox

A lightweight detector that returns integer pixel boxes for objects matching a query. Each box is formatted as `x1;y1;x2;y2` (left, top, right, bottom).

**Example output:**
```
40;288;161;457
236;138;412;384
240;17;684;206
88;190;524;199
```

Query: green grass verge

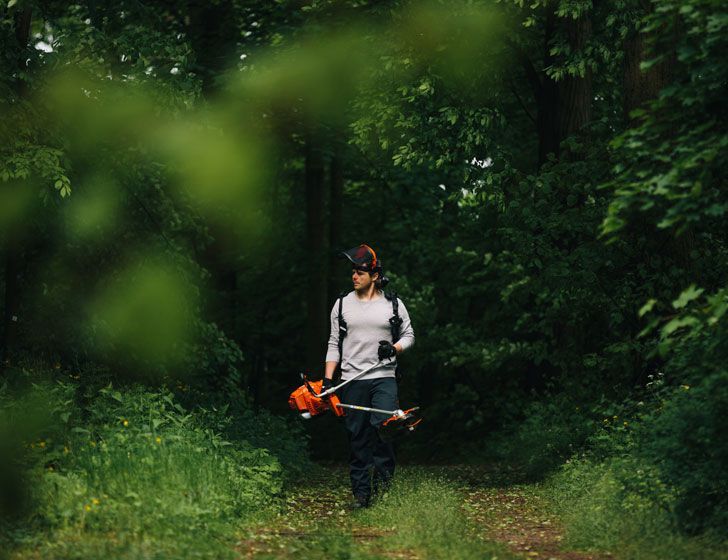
541;458;728;560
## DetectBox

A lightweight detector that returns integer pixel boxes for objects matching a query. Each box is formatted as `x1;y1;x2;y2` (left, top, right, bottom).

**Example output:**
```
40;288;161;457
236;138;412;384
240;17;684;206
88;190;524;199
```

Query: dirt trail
235;467;406;559
236;465;613;560
449;465;613;560
463;486;612;560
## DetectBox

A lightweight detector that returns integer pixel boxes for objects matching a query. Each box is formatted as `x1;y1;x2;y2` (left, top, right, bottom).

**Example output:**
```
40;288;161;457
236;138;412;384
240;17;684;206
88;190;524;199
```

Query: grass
357;467;518;560
540;457;728;560
6;366;725;560
3;370;515;560
0;371;298;560
236;465;519;560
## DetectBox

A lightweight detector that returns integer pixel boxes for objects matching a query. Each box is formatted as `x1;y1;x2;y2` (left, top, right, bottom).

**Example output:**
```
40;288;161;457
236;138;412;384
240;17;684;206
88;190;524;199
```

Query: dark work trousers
339;377;398;500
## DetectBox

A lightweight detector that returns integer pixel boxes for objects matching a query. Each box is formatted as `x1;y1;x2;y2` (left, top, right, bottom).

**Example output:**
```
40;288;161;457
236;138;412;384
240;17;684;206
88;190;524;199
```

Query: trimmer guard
378;408;422;442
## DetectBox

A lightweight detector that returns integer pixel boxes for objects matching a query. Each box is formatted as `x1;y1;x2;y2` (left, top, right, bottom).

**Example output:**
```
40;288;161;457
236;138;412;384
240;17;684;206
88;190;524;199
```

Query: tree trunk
1;7;32;373
186;0;237;97
556;15;593;159
327;141;344;306
186;1;240;372
524;8;593;167
304;132;329;372
536;8;560;167
1;241;22;370
623;8;673;120
621;4;686;387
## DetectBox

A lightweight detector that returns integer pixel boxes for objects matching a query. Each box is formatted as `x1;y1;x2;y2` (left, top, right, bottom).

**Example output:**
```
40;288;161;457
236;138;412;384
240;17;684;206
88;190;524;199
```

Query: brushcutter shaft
335;403;405;415
312;357;394;398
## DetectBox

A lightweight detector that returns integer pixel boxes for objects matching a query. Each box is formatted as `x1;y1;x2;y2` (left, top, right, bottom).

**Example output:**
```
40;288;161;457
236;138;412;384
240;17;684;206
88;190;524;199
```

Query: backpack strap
385;291;403;343
336;290;350;380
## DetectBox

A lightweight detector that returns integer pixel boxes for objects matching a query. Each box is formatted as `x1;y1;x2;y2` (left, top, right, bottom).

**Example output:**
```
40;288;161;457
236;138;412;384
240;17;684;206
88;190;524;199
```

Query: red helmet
342;244;381;273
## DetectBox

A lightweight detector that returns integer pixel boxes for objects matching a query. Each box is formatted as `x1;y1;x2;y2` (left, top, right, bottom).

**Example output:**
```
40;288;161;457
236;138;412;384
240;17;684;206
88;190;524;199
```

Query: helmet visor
342;244;378;270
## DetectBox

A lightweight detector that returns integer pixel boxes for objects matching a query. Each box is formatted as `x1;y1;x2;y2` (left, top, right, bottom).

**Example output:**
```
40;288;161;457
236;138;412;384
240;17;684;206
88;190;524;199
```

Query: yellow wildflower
64;446;70;454
122;419;129;427
623;421;629;427
39;441;46;448
613;415;618;420
84;504;91;512
681;384;690;391
92;498;100;505
155;436;162;444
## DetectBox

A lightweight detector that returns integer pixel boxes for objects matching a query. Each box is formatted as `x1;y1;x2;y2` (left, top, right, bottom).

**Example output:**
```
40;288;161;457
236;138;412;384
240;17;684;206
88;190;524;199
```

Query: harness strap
385;291;403;343
336;290;350;381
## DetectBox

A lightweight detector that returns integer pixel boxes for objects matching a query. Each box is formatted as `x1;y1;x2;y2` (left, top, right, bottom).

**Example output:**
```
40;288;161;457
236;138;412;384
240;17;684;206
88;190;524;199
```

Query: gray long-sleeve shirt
325;291;415;381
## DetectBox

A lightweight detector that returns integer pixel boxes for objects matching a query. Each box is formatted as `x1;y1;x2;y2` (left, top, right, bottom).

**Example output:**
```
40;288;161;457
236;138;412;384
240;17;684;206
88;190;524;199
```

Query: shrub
38;384;283;530
636;371;728;535
544;455;727;560
492;394;597;479
0;366;309;558
177;384;313;482
540;368;728;558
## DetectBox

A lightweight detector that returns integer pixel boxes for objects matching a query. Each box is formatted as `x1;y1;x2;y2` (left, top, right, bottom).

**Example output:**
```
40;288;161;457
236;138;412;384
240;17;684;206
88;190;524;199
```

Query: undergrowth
0;364;310;560
543;456;728;560
521;368;728;560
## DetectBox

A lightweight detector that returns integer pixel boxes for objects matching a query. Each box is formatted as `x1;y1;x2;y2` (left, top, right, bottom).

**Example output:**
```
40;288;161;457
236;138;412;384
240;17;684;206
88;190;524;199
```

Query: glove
321;377;335;393
378;340;397;361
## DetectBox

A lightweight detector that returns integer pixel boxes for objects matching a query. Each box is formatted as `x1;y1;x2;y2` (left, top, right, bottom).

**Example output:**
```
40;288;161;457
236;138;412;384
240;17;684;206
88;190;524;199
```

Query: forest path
235;465;411;560
235;465;613;560
456;465;613;560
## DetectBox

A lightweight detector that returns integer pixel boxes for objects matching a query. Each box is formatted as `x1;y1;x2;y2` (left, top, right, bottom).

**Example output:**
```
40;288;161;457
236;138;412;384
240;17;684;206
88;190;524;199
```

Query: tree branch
504;37;542;103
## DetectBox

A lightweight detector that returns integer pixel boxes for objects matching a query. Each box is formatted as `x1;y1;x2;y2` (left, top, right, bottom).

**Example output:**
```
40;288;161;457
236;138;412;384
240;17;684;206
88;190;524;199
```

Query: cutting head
378;407;422;442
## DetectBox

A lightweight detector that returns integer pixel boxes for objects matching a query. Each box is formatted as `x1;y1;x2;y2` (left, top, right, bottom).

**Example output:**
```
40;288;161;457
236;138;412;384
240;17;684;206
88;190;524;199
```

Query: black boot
372;474;392;501
350;494;370;510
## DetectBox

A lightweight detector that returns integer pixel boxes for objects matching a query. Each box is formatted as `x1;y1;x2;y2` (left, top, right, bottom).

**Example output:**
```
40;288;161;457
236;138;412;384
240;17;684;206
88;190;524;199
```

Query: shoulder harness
336;290;403;370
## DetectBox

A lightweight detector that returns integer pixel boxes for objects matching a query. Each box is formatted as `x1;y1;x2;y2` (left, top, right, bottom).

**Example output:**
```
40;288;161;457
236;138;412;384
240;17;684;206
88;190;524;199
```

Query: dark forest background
0;0;726;557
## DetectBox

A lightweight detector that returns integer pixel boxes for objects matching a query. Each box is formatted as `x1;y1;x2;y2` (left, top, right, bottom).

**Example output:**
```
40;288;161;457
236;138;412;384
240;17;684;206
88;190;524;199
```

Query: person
323;244;415;509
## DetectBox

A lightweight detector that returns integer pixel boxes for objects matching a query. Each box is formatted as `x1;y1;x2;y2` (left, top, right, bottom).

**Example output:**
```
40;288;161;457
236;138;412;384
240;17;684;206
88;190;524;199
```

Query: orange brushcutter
288;359;422;438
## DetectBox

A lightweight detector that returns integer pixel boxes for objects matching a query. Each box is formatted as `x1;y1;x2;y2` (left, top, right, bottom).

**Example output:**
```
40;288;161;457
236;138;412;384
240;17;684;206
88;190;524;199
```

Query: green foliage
545;451;728;559
492;395;598;480
0;365;310;558
636;374;728;534
1;0;727;554
536;365;728;556
602;0;728;236
545;457;714;560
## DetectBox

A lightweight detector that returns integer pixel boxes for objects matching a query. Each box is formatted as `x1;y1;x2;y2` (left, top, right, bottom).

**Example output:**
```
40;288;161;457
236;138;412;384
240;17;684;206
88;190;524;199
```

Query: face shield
342;244;379;272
